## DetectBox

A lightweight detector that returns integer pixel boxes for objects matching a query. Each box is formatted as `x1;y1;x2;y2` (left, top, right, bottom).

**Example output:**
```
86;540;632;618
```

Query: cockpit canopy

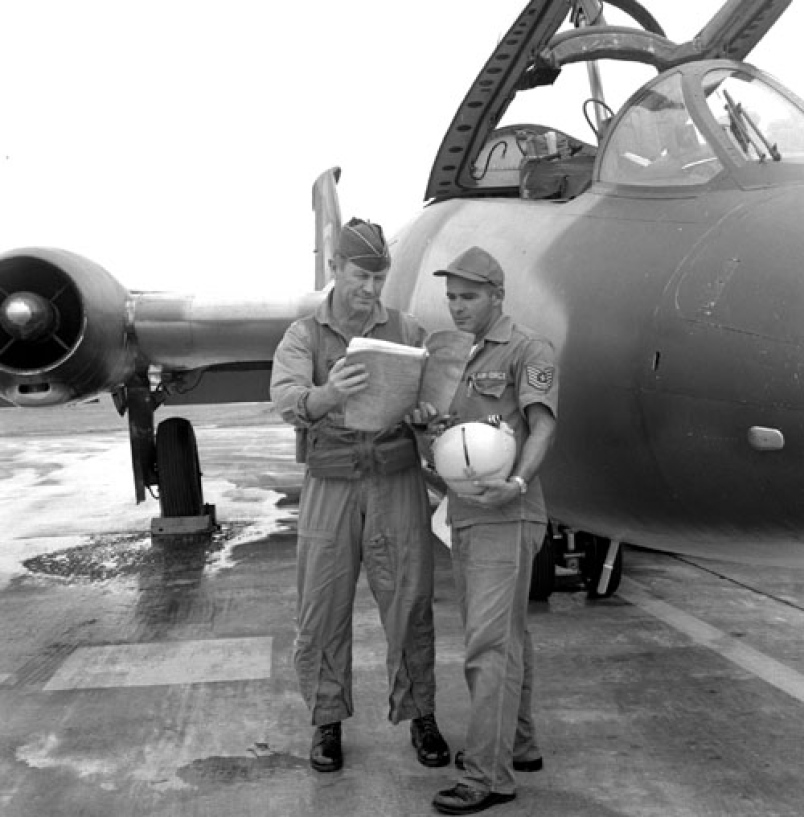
426;0;800;202
597;63;804;188
469;61;804;200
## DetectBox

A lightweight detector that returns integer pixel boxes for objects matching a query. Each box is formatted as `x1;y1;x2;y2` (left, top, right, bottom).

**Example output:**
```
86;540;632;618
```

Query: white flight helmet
432;421;516;495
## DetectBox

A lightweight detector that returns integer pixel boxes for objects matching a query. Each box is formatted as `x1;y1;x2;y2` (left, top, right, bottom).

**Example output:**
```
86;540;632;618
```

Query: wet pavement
2;401;804;816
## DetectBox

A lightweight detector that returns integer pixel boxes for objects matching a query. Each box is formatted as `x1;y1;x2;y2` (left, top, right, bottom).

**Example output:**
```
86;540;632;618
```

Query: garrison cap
337;217;391;272
433;246;505;287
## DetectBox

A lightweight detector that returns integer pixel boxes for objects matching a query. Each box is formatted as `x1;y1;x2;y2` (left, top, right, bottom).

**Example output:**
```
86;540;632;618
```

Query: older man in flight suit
428;246;559;814
270;218;450;773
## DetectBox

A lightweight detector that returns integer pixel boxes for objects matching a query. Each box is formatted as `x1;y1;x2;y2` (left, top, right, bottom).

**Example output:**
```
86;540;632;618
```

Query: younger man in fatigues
429;247;558;815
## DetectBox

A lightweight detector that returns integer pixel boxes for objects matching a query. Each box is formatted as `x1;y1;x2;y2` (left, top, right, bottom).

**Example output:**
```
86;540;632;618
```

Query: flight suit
446;313;559;796
270;294;437;727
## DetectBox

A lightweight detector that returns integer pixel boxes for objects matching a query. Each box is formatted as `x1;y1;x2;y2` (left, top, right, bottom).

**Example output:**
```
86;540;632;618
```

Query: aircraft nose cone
0;291;58;341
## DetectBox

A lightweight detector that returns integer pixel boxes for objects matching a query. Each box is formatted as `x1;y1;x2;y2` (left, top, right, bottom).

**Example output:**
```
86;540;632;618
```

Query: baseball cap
337;217;390;272
433;246;505;286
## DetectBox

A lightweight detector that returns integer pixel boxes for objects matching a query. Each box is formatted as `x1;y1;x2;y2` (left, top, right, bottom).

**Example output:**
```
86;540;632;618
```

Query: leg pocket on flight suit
363;532;398;594
296;529;344;623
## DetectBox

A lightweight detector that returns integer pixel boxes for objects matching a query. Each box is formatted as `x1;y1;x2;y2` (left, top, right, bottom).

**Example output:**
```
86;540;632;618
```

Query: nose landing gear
529;524;623;601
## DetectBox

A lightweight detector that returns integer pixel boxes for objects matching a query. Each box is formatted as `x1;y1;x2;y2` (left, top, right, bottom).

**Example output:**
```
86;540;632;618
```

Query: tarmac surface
2;401;804;816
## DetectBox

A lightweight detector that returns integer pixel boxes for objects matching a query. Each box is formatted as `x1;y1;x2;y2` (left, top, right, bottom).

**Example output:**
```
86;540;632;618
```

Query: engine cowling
0;248;136;406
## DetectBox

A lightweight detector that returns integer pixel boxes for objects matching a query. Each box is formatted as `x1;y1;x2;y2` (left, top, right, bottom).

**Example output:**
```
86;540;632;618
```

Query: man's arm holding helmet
510;402;557;484
467;402;556;507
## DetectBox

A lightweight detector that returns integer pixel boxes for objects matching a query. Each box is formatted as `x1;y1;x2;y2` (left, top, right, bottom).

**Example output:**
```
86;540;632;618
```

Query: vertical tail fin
312;166;342;290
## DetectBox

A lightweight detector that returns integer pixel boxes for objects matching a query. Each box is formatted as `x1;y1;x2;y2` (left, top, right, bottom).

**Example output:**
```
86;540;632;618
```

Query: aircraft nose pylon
0;291;58;341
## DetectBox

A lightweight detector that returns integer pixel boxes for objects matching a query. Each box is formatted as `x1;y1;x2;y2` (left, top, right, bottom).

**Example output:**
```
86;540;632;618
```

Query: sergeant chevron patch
527;365;554;391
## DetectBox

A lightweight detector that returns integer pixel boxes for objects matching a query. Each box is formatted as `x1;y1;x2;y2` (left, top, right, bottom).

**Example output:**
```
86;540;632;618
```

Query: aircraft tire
580;534;622;599
155;417;204;517
529;533;555;601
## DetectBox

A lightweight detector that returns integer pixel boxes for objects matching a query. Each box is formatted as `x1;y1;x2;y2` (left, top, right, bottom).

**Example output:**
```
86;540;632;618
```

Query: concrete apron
1;403;804;816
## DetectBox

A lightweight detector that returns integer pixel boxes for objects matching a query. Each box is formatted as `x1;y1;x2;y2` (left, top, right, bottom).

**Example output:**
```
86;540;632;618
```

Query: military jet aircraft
1;0;802;600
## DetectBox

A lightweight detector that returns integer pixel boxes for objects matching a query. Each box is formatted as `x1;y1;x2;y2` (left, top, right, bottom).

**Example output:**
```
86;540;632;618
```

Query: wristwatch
509;475;528;494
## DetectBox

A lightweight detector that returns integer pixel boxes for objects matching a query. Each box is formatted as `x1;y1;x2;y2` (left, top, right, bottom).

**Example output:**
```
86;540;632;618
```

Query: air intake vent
0;257;83;372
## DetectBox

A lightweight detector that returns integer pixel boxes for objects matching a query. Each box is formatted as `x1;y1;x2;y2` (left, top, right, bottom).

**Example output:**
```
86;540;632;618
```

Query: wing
0;247;326;408
0;166;346;408
0;166;344;504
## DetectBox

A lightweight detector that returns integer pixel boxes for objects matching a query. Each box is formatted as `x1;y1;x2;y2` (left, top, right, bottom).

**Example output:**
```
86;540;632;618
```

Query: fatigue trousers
451;520;545;795
294;465;436;726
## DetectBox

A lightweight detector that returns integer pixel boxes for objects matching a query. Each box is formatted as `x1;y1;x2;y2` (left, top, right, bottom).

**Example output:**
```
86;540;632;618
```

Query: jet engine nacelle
0;248;136;406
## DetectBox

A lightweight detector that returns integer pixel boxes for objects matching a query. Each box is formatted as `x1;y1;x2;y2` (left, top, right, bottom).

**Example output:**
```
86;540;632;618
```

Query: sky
0;0;801;297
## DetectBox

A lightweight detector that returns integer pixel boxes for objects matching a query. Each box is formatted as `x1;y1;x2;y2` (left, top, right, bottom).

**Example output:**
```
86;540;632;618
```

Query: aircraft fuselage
385;178;804;552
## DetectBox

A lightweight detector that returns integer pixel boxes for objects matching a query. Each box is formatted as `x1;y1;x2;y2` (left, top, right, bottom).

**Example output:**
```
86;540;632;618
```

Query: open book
343;330;474;432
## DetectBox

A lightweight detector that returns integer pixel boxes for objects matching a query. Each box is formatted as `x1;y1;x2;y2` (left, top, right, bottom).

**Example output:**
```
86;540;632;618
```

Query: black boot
433;784;515;814
410;713;450;767
310;722;342;772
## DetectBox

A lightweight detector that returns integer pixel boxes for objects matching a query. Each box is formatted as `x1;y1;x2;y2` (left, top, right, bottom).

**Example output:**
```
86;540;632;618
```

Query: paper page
343;339;427;431
418;329;475;415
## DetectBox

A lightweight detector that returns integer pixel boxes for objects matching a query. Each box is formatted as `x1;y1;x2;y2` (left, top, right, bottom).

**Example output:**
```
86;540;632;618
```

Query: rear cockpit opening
471;123;598;202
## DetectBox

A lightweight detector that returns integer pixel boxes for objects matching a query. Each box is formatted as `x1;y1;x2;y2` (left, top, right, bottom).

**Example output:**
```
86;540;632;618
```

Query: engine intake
0;248;136;406
0;259;82;370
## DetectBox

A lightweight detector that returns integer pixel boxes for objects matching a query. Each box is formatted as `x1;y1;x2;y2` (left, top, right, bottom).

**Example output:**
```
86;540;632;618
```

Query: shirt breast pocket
471;373;508;399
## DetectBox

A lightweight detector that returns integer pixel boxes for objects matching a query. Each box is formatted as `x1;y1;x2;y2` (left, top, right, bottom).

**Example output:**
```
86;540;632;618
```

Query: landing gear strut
116;375;216;540
529;524;624;600
578;533;622;599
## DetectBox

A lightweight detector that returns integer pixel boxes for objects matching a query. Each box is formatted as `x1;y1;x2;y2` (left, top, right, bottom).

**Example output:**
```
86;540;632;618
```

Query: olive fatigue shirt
447;314;559;529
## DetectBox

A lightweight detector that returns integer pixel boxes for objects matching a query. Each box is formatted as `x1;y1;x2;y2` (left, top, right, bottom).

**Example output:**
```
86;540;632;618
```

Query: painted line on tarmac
43;636;272;691
619;577;804;705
